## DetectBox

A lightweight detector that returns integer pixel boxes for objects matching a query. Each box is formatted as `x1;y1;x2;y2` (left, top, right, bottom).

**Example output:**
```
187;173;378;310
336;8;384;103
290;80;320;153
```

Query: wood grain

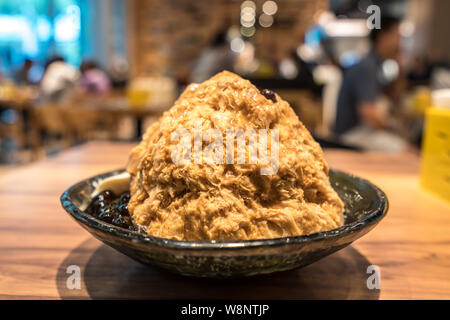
0;142;449;299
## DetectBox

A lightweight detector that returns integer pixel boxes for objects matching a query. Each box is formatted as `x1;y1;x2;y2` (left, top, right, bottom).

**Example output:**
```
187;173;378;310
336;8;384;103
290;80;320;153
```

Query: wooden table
97;97;167;139
66;96;168;140
0;142;449;299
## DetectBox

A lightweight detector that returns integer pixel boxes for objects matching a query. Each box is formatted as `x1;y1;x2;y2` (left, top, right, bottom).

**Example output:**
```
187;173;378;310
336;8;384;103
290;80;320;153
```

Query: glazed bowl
60;169;388;278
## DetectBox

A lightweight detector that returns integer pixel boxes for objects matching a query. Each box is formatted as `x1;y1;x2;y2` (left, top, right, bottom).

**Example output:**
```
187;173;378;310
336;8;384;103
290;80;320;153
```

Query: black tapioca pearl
261;89;277;103
117;203;129;216
86;190;115;214
112;215;130;229
85;198;106;216
99;190;116;202
119;191;130;204
98;208;115;224
86;190;135;231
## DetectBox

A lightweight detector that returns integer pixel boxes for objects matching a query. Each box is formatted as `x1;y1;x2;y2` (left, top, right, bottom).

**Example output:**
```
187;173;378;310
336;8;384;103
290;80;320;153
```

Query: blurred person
16;58;34;85
15;58;44;85
40;56;79;100
407;55;432;87
333;16;408;152
79;60;111;95
190;29;235;83
109;56;129;88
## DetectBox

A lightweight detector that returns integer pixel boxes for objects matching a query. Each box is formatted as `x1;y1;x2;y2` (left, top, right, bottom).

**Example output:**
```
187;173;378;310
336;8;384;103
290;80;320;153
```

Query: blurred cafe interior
2;0;450;301
0;0;449;196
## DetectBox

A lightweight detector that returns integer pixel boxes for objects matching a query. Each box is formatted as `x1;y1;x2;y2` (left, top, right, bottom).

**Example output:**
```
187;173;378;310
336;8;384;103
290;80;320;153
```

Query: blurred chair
0;107;25;163
72;93;125;140
31;103;73;152
61;106;97;141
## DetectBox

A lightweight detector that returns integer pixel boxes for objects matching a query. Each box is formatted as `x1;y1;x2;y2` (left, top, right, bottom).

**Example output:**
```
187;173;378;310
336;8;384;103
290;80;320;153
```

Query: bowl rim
60;168;388;250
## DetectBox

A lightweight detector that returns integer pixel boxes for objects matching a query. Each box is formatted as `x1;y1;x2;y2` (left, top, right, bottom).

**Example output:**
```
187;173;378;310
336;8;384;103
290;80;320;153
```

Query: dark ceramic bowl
60;169;388;278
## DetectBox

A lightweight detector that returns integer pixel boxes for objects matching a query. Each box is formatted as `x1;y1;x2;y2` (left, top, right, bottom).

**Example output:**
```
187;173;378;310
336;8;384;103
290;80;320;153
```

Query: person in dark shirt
334;49;383;135
334;17;406;152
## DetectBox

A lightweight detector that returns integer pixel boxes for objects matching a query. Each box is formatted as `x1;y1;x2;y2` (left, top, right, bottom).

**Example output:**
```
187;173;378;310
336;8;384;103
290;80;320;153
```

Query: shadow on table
56;238;380;300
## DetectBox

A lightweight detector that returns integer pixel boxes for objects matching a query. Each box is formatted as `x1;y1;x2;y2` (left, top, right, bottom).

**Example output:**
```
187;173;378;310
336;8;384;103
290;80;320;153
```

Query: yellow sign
420;107;450;204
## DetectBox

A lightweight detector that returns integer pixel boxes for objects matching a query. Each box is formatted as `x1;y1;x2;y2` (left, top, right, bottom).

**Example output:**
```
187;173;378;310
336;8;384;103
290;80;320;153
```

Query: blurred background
0;0;449;165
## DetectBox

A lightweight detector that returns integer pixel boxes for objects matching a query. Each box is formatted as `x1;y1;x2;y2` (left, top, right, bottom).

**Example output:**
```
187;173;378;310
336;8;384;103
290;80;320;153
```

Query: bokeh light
262;1;278;16
259;14;274;28
399;21;415;38
240;26;255;37
230;37;245;53
241;1;256;10
241;15;256;28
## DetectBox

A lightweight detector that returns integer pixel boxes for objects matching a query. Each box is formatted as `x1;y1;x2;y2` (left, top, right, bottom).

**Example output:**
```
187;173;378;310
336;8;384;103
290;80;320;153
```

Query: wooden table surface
1;142;449;300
